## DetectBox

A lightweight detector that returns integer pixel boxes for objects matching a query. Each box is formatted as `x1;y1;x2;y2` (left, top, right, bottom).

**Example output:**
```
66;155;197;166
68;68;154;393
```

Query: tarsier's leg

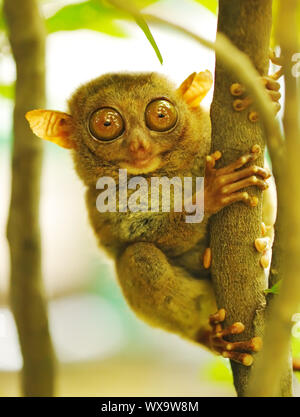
117;242;262;365
116;242;216;340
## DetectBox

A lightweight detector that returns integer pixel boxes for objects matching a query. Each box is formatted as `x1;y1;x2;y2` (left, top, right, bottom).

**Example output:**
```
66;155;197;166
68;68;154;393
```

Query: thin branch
248;0;300;397
3;0;55;396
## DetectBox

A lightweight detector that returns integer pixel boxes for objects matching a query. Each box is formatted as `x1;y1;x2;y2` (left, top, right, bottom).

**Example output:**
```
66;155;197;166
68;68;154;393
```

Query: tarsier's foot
230;51;282;121
254;222;273;269
208;309;262;366
204;145;271;215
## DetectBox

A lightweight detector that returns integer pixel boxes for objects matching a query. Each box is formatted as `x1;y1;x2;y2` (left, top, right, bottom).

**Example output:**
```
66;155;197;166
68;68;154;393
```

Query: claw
209;308;226;325
230;83;246;96
248;111;259;123
203;247;212;269
273;102;281;113
205;151;222;171
270;68;283;80
216;322;245;337
261;222;273;237
233;96;253;111
261;222;267;236
251;336;263;352
252;144;261;153
256;229;272;269
250;196;259;207
260;253;270;269
269;49;284;66
225;336;262;352
255;237;270;253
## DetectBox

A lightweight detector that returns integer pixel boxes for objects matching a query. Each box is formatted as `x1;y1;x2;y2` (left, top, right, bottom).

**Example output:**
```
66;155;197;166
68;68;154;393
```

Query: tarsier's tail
293;358;300;372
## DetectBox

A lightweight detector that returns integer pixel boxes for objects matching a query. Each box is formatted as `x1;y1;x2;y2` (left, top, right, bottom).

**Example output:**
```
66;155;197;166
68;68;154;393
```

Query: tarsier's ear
25;109;76;149
177;70;213;108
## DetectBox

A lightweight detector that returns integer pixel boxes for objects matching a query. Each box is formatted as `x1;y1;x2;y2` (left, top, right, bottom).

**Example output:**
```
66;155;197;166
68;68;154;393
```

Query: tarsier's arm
26;64;279;366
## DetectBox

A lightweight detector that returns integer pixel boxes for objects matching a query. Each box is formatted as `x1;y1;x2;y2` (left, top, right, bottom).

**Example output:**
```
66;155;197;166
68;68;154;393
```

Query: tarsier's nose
128;137;151;160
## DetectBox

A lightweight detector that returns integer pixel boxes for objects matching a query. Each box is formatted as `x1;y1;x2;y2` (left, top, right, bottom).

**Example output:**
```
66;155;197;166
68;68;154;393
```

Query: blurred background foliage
0;0;299;396
1;0;217;96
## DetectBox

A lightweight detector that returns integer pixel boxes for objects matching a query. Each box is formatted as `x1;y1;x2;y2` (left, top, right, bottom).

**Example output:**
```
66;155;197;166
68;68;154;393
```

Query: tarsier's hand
230;50;283;121
204;145;270;215
206;309;262;366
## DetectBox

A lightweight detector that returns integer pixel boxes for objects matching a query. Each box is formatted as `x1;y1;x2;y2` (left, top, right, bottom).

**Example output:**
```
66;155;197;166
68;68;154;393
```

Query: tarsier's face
87;97;178;175
26;71;212;185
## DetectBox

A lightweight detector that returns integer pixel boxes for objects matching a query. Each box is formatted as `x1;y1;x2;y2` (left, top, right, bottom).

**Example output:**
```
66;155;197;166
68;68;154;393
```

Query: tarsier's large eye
88;107;124;141
145;99;178;132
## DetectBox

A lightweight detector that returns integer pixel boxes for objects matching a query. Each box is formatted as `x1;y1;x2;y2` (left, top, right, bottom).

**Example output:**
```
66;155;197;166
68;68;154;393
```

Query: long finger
220;176;268;195
217;146;261;175
220;192;258;208
218;166;271;186
225;337;262;353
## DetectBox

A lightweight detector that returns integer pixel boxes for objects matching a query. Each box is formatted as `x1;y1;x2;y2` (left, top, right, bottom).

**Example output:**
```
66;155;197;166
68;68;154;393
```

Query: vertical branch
248;0;300;397
145;10;291;396
3;0;55;396
210;0;273;396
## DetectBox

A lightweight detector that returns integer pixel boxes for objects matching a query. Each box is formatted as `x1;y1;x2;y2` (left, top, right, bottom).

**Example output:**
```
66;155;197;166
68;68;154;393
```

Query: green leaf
46;0;162;62
46;0;160;37
192;0;218;15
0;83;14;99
264;280;282;295
46;1;127;37
134;16;163;64
106;0;163;64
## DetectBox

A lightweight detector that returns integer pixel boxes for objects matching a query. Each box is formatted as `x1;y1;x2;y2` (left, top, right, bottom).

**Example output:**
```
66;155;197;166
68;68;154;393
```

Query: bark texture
3;0;55;396
210;0;272;396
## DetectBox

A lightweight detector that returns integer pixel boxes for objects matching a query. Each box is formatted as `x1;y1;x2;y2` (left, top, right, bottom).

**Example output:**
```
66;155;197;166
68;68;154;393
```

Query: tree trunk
210;0;273;396
3;0;55;396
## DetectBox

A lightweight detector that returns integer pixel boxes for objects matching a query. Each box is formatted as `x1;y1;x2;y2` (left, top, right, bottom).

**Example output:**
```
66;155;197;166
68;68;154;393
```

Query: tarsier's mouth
119;155;162;174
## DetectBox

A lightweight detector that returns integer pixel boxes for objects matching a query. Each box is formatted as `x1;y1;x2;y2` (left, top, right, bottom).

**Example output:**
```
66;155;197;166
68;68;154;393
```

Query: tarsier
26;63;281;366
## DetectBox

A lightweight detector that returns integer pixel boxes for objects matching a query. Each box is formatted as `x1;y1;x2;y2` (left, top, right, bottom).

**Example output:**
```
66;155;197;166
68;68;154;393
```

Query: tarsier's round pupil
145;99;177;132
89;107;124;141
